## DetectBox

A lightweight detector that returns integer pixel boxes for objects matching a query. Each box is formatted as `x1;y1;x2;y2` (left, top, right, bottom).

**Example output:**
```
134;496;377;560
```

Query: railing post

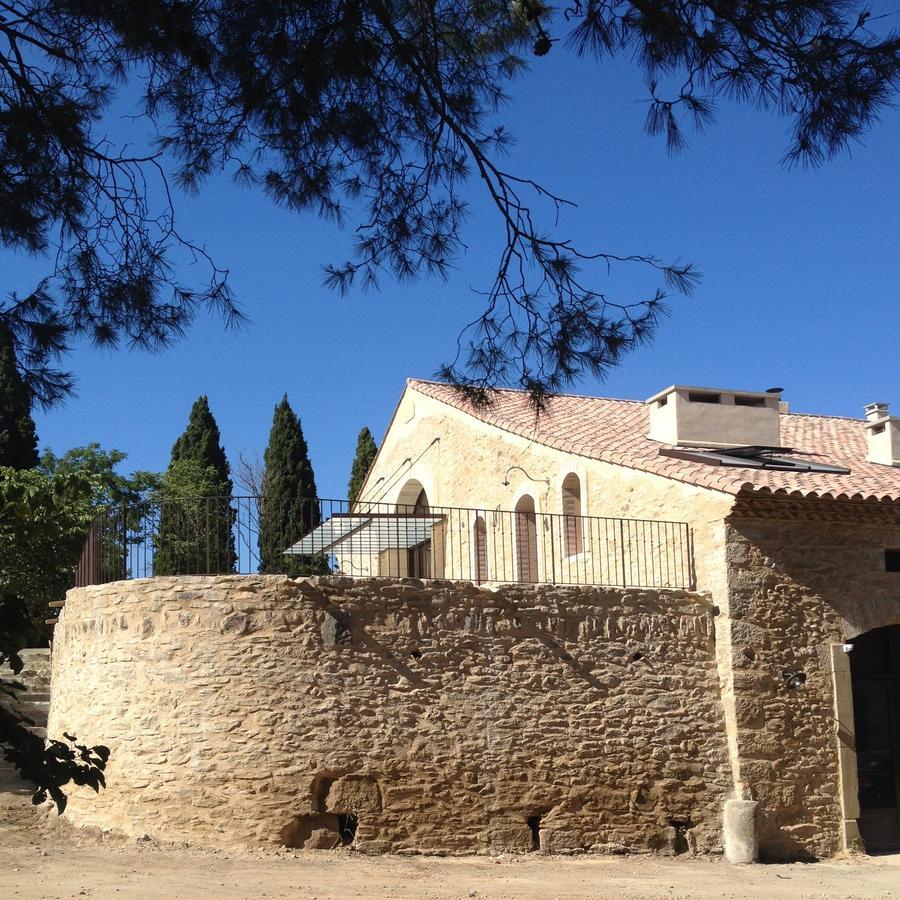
550;514;556;585
618;518;627;587
121;503;128;581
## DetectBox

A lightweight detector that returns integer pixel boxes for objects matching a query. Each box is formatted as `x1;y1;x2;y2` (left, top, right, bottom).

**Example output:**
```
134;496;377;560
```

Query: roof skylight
658;446;850;474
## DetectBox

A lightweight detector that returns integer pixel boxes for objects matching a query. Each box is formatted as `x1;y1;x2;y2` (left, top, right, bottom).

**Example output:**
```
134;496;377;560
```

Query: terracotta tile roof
408;380;900;503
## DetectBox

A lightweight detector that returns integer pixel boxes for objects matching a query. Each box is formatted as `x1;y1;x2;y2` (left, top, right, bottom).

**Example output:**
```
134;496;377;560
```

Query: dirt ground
2;766;899;900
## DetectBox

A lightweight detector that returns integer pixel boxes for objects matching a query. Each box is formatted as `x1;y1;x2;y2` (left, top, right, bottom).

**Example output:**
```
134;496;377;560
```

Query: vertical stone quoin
49;575;732;855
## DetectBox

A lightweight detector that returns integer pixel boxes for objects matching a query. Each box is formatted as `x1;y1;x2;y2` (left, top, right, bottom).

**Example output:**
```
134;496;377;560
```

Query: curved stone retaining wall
49;575;731;853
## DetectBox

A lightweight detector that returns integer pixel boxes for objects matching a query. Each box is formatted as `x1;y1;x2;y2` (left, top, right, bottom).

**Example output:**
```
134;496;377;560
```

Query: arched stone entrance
850;625;900;852
396;480;431;578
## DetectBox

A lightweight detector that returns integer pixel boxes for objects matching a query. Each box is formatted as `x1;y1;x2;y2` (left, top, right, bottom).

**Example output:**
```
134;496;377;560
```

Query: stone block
327;775;382;814
724;799;758;864
486;819;534;851
280;813;341;849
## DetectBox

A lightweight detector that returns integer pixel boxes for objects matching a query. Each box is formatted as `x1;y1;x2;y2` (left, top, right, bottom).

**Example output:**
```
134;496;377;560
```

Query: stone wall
724;502;900;861
49;575;732;854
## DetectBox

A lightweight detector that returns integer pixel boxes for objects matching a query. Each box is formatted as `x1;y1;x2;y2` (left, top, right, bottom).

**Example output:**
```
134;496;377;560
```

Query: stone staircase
0;648;52;740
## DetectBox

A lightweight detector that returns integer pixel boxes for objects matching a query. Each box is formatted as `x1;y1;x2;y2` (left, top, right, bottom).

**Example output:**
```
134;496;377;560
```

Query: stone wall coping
65;574;713;609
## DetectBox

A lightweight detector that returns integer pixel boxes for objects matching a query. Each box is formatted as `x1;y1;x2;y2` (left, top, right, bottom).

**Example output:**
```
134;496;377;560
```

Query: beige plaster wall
359;387;733;595
724;510;900;860
49;575;732;854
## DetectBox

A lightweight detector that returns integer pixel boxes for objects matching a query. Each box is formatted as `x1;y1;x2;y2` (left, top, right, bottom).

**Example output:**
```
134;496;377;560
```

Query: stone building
342;380;900;856
49;381;900;860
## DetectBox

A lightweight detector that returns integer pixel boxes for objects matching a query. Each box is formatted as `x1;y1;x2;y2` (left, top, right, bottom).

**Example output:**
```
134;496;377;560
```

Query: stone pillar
723;799;758;864
828;642;862;851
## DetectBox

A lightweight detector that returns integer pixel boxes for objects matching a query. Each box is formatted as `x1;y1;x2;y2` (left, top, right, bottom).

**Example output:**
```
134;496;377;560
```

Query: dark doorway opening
526;815;541;851
407;488;432;578
337;814;358;846
851;624;900;852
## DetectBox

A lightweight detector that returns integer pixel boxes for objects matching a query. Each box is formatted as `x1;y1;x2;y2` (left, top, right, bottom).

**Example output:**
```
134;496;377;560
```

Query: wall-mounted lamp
782;670;807;690
841;643;854;653
501;465;551;488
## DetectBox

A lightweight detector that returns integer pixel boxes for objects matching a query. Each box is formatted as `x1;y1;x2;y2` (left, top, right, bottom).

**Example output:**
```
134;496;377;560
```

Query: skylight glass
658;447;850;474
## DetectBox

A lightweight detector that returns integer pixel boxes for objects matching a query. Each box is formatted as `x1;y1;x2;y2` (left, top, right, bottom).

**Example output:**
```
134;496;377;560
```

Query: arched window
473;516;488;583
515;495;538;583
562;473;582;557
397;482;431;578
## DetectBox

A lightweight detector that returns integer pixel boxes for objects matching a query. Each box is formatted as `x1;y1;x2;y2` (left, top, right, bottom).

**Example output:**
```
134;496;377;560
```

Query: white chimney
865;402;890;422
864;403;900;467
646;385;783;448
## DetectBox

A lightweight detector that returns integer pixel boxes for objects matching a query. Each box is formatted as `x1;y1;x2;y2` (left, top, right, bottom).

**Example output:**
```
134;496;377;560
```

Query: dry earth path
2;760;898;899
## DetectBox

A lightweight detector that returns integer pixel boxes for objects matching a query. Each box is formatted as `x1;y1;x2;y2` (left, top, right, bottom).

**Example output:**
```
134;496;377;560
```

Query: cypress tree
259;395;325;575
154;396;235;575
0;327;39;470
347;427;378;504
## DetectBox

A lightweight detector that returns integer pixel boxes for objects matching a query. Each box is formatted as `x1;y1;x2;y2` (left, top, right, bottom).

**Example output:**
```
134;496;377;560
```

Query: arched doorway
561;473;583;557
473;516;488;584
397;482;431;579
851;624;900;852
515;495;538;583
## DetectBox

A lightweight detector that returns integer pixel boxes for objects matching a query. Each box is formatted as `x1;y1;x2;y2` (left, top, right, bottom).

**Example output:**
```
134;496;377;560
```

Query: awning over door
285;513;443;555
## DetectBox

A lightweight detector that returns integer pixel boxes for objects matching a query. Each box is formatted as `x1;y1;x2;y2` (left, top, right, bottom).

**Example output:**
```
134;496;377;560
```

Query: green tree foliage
1;2;896;406
0;326;38;469
259;396;327;576
154;397;235;575
40;444;161;507
0;445;142;806
0;467;111;816
348;427;378;505
0;446;156;651
0;467;95;651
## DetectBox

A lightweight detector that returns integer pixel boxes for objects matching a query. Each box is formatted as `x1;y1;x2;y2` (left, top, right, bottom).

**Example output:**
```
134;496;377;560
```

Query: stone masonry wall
725;507;900;861
49;575;732;854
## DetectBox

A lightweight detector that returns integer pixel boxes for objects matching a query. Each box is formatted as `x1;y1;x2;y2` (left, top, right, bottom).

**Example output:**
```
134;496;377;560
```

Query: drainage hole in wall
631;651;644;662
410;649;422;660
526;815;542;851
667;816;693;855
338;814;358;846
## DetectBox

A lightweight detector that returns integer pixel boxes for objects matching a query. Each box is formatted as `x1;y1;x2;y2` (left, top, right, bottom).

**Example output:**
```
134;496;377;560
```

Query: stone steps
0;648;52;733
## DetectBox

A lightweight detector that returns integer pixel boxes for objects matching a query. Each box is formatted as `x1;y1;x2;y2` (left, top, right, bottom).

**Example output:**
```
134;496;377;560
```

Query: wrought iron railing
74;497;694;590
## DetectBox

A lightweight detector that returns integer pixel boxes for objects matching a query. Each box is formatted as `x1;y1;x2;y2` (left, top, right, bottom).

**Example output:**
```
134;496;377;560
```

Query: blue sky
4;44;899;498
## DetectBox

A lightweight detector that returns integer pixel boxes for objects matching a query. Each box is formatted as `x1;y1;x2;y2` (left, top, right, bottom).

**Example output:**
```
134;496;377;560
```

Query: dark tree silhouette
0;326;38;469
258;395;326;575
348;427;378;505
154;396;235;575
0;1;897;405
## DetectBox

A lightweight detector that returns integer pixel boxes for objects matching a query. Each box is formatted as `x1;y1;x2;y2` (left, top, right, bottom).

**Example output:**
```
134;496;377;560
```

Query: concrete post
724;799;758;864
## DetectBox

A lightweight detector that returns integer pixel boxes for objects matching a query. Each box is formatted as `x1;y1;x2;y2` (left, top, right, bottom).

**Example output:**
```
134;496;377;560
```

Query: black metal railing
74;497;694;590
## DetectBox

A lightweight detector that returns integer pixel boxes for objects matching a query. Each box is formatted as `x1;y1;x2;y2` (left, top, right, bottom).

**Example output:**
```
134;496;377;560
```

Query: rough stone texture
49;575;731;854
361;388;742;792
724;507;900;861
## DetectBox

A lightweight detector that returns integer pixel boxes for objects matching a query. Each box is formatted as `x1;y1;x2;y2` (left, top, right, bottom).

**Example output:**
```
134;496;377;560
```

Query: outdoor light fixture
782;670;807;690
842;643;854;653
501;465;551;488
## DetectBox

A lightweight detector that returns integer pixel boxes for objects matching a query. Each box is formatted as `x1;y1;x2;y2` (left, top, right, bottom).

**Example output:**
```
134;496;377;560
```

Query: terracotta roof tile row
409;380;900;503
